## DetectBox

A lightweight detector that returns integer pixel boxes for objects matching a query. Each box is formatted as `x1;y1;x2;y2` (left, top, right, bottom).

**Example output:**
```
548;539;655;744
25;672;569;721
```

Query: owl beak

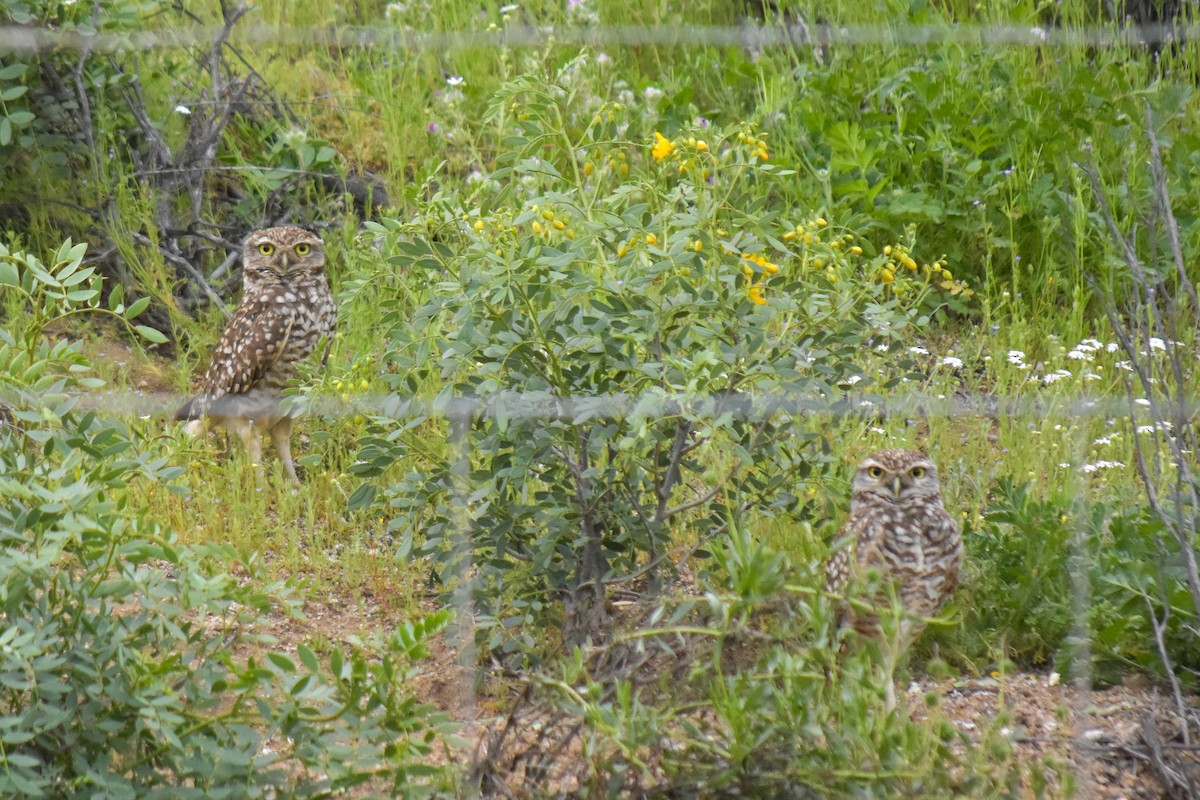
891;476;904;499
279;252;291;271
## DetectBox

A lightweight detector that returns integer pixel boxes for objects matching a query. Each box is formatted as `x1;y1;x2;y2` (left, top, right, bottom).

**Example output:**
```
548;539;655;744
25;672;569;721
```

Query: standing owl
824;449;962;707
175;226;337;487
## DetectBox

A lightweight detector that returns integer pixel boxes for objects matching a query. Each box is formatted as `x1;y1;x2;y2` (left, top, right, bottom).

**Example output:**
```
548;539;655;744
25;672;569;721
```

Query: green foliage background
1;0;1199;795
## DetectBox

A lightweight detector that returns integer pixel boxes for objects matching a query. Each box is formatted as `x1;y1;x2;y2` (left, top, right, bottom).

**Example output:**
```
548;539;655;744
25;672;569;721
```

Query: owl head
850;449;942;505
242;226;326;288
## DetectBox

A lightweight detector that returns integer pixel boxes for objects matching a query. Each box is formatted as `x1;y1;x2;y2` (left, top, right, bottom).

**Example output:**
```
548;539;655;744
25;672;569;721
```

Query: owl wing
175;295;298;421
825;508;887;591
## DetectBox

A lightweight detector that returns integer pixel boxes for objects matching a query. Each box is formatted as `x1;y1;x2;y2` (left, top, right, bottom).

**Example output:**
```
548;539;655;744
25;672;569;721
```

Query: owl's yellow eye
257;243;275;256
910;466;927;478
867;466;884;479
295;243;311;255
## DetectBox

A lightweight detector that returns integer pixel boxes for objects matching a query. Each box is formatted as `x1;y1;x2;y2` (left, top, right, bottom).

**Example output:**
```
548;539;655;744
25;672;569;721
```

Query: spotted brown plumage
824;449;962;708
175;226;336;486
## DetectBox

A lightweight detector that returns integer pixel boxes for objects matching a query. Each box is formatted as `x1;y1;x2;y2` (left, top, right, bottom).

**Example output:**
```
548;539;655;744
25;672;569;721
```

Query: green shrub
350;61;952;658
0;239;452;798
948;480;1200;686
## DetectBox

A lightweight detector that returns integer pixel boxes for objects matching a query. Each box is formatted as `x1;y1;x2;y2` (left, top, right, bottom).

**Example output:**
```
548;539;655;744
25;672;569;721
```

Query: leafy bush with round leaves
351;60;935;657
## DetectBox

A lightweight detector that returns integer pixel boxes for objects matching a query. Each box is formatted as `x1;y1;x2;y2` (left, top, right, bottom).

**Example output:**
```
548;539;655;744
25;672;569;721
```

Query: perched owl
825;449;962;706
175;226;337;487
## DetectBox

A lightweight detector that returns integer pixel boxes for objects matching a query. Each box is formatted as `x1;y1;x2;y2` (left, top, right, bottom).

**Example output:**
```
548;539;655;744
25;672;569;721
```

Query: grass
6;0;1200;792
111;0;1195;640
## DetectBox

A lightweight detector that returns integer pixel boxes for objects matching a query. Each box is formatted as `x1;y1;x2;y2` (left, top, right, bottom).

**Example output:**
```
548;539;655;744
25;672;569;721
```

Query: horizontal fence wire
9;388;1191;426
0;21;1196;56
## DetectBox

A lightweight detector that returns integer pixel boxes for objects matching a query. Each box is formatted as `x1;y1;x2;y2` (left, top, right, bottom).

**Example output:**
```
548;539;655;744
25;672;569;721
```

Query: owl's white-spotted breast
175;226;337;486
825;449;962;641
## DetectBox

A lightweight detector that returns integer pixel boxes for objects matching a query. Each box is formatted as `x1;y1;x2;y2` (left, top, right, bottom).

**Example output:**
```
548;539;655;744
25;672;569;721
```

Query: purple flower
428;122;440;134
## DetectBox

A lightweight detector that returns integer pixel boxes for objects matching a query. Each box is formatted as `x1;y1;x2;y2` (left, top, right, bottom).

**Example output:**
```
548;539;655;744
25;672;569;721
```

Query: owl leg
269;416;301;487
226;417;265;484
881;618;918;713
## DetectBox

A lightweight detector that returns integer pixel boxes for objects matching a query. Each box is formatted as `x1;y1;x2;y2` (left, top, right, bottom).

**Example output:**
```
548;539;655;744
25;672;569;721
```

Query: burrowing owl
825;449;962;705
175;226;337;486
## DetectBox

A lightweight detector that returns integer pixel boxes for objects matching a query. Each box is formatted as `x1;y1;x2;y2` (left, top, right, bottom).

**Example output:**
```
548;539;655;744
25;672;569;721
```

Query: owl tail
174;396;200;422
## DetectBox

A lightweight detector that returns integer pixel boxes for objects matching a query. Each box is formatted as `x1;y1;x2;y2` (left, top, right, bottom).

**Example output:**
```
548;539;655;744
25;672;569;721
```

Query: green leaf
0;63;27;80
134;325;168;344
126;295;151;319
297;644;320;672
0;261;17;286
108;281;125;311
0;117;11;147
1;85;28;101
268;653;296;673
347;483;375;512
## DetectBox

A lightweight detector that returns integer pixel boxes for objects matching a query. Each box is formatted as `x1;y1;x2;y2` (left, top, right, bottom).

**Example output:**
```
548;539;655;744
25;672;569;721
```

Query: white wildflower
1093;435;1115;446
1082;460;1125;473
1115;360;1133;371
500;3;519;11
1149;337;1166;351
940;356;963;369
1084;373;1102;381
869;426;887;435
174;104;191;115
446;75;465;86
1106;342;1120;353
1066;349;1091;360
1041;370;1072;384
909;346;929;355
1135;398;1151;407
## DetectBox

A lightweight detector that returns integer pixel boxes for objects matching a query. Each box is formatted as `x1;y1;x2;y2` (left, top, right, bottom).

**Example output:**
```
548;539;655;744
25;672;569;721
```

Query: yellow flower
652;132;675;161
646;233;657;245
747;283;767;305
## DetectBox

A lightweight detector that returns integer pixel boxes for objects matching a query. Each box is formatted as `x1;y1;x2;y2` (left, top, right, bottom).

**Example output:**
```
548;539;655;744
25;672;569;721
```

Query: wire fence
3;10;1197;794
0;20;1196;56
55;386;1197;433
